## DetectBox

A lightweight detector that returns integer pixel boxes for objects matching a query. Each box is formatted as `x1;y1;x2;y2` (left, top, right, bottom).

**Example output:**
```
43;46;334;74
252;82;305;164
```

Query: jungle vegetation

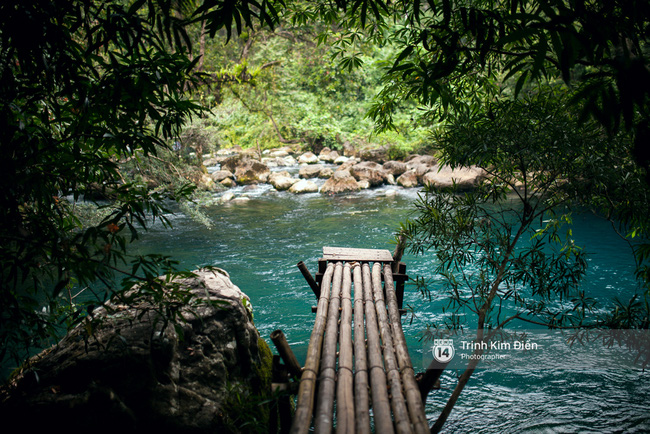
1;1;649;431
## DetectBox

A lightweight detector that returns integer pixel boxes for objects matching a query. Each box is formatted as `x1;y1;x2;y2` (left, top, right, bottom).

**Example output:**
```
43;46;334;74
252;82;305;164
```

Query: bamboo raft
275;246;430;434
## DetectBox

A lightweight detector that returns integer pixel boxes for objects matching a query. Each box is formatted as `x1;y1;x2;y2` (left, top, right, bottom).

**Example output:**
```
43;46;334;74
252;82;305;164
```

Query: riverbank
196;145;485;203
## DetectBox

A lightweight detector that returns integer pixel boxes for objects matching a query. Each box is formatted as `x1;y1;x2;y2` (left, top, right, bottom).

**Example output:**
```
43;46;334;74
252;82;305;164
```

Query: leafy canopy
404;89;648;432
0;0;281;375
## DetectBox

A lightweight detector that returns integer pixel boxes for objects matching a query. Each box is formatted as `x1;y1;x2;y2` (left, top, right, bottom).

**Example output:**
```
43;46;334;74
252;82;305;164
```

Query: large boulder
222;156;270;185
289;179;319;194
341;141;356;157
262;155;297;168
269;171;298;191
334;155;350;165
350;161;386;187
318;148;340;163
396;170;419;188
220;177;235;188
357;145;389;163
0;269;272;434
320;169;361;194
297;152;319;164
236;160;269;184
383;160;408;176
216;146;242;157
318;167;334;179
406;155;437;167
211;169;234;183
422;165;486;190
263;148;290;158
299;164;324;179
406;155;437;182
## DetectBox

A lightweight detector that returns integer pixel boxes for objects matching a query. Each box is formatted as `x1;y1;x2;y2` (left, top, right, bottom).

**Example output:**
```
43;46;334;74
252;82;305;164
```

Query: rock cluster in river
203;146;486;198
0;269;272;433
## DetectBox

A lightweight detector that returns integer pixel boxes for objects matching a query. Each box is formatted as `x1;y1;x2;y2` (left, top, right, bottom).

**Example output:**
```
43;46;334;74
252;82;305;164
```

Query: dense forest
1;1;650;432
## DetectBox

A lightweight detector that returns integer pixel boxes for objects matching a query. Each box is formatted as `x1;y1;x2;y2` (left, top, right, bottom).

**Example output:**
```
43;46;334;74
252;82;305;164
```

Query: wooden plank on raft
383;263;430;434
314;262;343;433
352;264;371;434
362;263;394;434
290;263;335;434
336;263;355;433
323;246;394;262
372;263;411;434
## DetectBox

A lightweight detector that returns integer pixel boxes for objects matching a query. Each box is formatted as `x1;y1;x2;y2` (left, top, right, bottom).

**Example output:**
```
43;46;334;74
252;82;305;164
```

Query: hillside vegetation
182;22;431;158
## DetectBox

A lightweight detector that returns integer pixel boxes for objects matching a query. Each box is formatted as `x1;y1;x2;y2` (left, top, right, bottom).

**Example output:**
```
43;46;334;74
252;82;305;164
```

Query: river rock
397;170;419;188
299;164;324;179
383;160;408;176
220;191;236;203
341;141;356;157
385;189;399;198
269;171;298;191
203;156;220;167
406;154;437;167
263;148;290;158
211;169;234;183
199;174;216;191
350;161;386;187
277;156;297;166
220;177;235;188
289;179;319;194
357;179;371;189
334;155;350;164
358;145;388;163
406;155;437;182
318;147;332;160
319;167;334;179
216;146;242;157
422;165;486;190
0;269;272;433
298;152;319;164
263;155;298;168
225;158;270;185
320;169;361;194
318;148;340;163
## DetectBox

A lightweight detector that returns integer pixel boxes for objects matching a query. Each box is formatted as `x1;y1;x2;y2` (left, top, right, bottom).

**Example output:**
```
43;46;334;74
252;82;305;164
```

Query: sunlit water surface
132;185;648;433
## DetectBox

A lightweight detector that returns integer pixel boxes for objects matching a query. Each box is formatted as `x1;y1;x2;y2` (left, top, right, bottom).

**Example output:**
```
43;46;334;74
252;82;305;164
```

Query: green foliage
219;382;271;433
405;94;571;327
0;0;277;375
331;0;650;168
402;89;649;431
196;19;428;152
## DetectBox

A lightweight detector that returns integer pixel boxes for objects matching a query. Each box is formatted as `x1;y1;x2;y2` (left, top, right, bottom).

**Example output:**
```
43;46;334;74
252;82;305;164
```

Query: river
133;183;649;433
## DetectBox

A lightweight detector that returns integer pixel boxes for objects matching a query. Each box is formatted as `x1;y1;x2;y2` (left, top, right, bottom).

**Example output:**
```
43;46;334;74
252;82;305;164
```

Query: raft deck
290;247;429;434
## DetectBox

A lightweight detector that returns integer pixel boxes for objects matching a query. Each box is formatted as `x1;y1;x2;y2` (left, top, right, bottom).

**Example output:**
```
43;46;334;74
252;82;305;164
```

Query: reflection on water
134;187;648;433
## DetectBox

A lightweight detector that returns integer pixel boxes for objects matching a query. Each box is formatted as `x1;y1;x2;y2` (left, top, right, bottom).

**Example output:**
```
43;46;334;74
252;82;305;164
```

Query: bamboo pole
352;263;371;434
270;329;303;379
418;359;448;403
290;262;335;434
297;261;321;298
271;355;293;434
314;262;344;433
372;263;412;434
392;232;407;273
362;263;394;434
383;263;430;434
336;263;355;433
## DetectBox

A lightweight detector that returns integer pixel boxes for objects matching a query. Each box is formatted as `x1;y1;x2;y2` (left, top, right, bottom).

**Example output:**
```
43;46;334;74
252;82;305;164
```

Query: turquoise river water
131;183;648;433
